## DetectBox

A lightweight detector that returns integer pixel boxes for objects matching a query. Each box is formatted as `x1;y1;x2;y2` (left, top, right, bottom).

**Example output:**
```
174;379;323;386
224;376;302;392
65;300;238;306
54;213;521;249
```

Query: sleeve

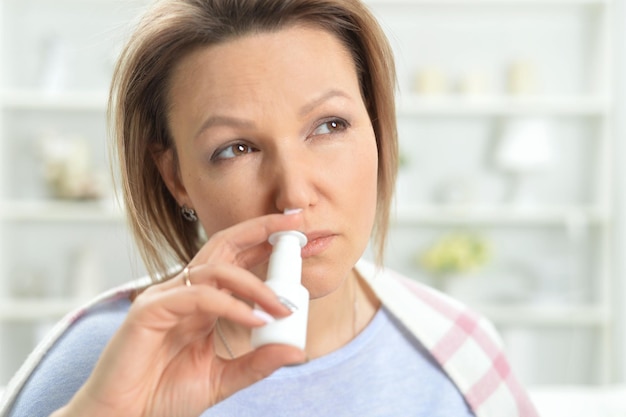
5;299;129;417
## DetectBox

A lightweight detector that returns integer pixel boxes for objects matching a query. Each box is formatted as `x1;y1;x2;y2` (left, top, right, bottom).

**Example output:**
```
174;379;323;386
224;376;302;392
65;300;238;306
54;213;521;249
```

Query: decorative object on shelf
414;66;447;96
507;59;539;96
418;231;491;298
9;265;47;299
69;244;102;298
493;117;556;205
527;255;579;306
37;132;106;200
419;231;491;276
457;69;491;98
483;267;533;304
394;149;418;206
38;34;72;93
433;176;477;206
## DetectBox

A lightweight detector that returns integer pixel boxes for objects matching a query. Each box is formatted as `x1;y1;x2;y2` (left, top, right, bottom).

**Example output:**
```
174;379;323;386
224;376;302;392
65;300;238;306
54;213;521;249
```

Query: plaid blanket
1;260;538;417
358;260;538;417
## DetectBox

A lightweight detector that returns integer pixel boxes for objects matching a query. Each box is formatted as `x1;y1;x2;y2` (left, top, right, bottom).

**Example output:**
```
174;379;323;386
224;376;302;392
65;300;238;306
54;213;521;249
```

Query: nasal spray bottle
250;229;308;350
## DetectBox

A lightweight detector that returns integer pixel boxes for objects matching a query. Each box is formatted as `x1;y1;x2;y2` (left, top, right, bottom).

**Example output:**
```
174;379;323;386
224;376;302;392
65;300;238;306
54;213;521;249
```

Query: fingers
158;263;291;318
216;345;307;402
134;281;272;332
192;263;289;317
196;212;304;269
154;212;306;318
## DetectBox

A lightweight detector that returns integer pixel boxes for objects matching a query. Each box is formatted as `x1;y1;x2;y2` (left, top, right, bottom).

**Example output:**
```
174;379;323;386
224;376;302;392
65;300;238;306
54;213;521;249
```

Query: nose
267;147;318;213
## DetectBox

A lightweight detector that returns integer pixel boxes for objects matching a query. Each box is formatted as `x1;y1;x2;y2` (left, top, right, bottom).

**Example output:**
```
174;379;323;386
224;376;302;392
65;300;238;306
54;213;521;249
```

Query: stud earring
181;205;198;222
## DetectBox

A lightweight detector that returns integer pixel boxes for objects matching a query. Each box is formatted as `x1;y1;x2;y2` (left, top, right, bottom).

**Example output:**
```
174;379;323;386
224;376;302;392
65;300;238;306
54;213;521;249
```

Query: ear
153;148;190;207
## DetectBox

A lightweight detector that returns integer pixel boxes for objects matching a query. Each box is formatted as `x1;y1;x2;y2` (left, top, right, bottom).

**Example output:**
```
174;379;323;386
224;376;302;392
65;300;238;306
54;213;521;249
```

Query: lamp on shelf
494;117;555;205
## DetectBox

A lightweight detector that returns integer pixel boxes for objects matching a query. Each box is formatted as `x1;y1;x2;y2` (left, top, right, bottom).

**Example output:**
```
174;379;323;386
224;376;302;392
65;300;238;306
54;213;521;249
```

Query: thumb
217;344;306;400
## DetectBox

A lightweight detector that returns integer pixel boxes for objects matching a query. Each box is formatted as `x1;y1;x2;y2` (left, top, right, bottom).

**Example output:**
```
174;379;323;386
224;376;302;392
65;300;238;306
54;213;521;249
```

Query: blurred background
0;0;625;414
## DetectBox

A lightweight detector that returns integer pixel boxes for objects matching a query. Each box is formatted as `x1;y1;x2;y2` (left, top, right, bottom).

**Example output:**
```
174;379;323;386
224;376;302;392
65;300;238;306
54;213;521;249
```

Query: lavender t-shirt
206;306;474;416
8;301;474;417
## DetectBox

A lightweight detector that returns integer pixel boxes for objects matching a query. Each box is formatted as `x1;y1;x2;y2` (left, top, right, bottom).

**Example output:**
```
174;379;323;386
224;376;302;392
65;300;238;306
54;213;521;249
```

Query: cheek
337;132;379;223
361;144;380;227
353;134;379;198
197;198;237;237
186;173;256;237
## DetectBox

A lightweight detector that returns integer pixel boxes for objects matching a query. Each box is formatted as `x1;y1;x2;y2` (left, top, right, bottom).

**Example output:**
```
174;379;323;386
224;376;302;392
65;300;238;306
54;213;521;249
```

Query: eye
311;118;349;136
212;142;255;161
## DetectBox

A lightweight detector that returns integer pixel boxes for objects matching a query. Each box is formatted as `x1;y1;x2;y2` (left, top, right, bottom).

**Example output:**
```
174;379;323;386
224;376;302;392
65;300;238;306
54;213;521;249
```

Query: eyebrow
195;115;256;140
195;89;352;139
298;89;352;117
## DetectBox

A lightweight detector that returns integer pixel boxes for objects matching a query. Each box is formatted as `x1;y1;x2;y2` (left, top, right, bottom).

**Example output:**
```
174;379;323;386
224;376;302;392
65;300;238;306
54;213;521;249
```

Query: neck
305;268;361;358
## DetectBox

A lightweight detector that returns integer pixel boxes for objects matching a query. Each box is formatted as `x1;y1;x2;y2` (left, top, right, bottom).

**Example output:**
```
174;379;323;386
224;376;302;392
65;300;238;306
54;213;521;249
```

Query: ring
183;266;192;287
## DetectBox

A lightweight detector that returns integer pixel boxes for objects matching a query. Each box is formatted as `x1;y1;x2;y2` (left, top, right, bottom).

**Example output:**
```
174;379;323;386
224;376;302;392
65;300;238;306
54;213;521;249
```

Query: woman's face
161;25;378;298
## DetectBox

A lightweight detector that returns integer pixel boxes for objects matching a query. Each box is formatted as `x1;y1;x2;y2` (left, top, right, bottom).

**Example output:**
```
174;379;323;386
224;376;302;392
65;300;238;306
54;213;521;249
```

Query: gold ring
183;266;192;287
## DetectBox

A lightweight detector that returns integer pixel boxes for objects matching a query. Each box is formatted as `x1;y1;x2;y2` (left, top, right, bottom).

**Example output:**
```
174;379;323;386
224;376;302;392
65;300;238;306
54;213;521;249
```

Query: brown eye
214;142;254;160
312;118;349;136
232;144;249;155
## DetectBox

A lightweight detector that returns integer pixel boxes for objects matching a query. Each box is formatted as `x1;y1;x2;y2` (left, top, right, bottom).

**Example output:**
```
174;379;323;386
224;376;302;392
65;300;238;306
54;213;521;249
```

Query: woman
1;1;537;416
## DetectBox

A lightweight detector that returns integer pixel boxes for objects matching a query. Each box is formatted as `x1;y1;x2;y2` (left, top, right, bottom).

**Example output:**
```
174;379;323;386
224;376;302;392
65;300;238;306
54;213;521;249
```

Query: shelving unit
397;95;610;116
1;90;108;111
0;200;124;222
477;304;609;326
0;0;6;371
0;298;86;322
0;0;619;388
0;0;147;386
368;0;608;4
393;204;608;225
368;0;616;385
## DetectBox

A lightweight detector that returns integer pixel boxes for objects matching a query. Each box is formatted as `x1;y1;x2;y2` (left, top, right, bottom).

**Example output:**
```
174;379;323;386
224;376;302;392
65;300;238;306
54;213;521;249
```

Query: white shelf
392;204;609;225
397;95;610;117
0;90;108;111
0;297;606;327
0;200;125;222
0;298;83;321
1;91;609;116
476;304;609;326
367;0;609;6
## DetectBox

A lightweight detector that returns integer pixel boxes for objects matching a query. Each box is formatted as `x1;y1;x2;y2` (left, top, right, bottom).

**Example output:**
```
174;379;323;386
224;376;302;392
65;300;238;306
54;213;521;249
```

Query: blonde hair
109;0;398;279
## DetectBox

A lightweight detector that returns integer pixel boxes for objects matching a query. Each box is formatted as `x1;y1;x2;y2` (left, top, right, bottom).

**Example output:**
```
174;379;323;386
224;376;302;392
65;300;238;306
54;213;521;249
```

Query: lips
301;232;336;258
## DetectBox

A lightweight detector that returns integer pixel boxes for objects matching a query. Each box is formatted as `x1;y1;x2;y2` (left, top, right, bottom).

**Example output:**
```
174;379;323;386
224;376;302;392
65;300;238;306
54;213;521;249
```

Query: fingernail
252;309;275;324
284;208;303;215
278;296;299;312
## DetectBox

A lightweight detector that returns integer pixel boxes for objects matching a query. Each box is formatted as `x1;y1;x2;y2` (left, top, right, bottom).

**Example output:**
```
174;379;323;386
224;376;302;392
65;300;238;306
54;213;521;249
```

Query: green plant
419;231;490;276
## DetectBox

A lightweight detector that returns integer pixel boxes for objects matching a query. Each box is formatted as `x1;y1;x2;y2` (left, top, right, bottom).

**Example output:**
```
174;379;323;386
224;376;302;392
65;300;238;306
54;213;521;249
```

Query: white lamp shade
495;118;555;173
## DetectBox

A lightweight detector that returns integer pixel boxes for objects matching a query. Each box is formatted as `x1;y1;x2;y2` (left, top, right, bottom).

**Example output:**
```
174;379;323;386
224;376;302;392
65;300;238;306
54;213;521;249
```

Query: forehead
166;25;361;114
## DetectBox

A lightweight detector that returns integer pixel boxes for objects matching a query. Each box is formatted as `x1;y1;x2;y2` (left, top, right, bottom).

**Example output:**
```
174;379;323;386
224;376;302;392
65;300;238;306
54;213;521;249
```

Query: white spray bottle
250;230;308;350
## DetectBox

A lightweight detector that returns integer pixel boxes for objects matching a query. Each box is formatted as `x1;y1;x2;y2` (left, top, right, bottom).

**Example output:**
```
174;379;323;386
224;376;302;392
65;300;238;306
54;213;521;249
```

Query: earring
181;205;198;222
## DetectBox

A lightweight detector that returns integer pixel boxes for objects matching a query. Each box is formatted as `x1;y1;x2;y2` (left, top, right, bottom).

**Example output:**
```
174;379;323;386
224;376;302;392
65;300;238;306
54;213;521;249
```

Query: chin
300;261;354;300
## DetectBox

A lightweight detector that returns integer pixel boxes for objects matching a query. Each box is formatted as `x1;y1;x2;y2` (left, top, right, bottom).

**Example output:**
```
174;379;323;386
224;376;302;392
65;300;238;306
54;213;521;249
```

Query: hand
54;213;307;417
